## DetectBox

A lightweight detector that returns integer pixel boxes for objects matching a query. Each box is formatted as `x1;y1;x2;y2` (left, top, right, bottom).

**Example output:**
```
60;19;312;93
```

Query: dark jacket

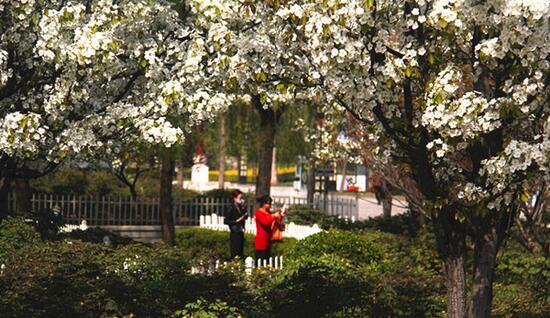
225;200;247;232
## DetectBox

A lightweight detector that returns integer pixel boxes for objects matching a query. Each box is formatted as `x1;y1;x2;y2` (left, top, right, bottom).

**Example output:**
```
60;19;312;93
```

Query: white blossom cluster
260;0;550;210
423;67;502;141
1;0;229;165
189;0;312;107
0;112;48;158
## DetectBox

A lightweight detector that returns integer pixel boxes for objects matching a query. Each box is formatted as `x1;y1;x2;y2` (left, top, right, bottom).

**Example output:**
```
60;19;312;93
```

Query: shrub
267;254;369;318
288;230;383;267
0;217;41;263
492;251;550;317
61;227;135;247
175;228;296;262
263;230;445;318
319;211;421;236
104;244;191;316
0;241;131;318
173;298;243;318
286;205;329;226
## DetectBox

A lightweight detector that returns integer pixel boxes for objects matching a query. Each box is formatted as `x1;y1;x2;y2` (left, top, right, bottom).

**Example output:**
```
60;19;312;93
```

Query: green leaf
139;59;148;69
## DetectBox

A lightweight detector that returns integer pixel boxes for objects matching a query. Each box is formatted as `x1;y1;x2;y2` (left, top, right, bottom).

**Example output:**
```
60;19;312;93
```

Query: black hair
256;195;273;206
232;189;243;198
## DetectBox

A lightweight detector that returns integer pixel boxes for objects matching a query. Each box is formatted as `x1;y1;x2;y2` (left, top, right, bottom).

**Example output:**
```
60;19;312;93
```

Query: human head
256;195;273;211
232;189;243;201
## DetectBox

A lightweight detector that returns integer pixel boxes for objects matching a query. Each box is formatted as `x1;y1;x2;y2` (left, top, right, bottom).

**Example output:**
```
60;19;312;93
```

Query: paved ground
182;181;409;220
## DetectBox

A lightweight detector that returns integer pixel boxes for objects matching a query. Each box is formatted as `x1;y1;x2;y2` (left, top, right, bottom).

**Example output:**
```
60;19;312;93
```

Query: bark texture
435;208;468;318
253;96;285;199
218;115;226;189
15;178;31;216
159;154;175;246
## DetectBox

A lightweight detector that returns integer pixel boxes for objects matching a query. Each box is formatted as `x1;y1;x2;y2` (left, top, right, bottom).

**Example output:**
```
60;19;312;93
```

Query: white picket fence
190;256;284;275
199;213;324;240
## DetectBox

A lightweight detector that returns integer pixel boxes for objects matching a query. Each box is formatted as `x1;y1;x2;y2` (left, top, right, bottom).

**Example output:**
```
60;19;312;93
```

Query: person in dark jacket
225;189;247;259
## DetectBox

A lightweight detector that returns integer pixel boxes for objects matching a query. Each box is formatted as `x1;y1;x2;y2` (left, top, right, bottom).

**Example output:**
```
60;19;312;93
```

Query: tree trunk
0;177;10;220
435;208;468;318
381;180;392;218
176;160;184;189
445;252;468;318
339;160;347;192
159;153;175;246
469;229;499;318
469;211;511;318
15;178;31;216
307;161;315;206
382;197;392;218
218;115;226;189
0;160;15;220
270;147;278;186
254;98;277;199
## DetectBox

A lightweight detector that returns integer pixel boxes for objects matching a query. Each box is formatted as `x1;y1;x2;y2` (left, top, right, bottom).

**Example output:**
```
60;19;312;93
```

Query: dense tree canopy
194;0;550;317
0;0;230;216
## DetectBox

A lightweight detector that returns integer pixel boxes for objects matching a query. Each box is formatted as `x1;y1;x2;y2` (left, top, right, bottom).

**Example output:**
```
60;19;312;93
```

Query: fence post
245;257;254;275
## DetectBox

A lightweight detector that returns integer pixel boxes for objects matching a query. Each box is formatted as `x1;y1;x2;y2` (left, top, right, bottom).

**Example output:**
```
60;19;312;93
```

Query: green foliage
30;168;90;194
320;211;421;236
31;168;129;197
0;217;41;263
492;251;550;317
288;230;383;266
60;227;135;247
173;298;243;318
263;230;445;318
267;254;369;318
0;241;130;318
286;204;329;226
287;205;421;236
175;228;297;262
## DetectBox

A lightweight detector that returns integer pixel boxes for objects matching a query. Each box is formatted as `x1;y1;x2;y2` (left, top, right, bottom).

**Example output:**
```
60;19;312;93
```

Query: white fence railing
190;256;284;275
199;213;324;240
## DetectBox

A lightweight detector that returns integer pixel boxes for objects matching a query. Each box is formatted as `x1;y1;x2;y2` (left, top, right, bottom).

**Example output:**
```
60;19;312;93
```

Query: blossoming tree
0;0;229;243
271;0;549;317
188;0;320;198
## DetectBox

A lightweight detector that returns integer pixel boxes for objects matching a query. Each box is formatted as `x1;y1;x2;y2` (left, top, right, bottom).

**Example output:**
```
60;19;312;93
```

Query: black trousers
230;231;244;259
255;249;271;262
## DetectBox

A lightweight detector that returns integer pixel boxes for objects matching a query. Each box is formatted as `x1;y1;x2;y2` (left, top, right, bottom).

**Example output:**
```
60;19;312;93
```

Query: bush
175;228;296;262
61;227;135;247
267;254;370;318
104;244;192;316
173;298;243;318
286;205;329;226
0;217;41;263
0;241;131;318
492;251;550;317
319;211;421;236
288;230;383;267
261;230;445;318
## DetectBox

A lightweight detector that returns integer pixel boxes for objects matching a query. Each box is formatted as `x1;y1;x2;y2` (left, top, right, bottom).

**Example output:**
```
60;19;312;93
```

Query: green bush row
287;204;421;236
1;217;547;318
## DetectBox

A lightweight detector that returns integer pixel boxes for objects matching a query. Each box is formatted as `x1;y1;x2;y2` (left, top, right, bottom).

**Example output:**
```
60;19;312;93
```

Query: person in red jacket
254;195;286;262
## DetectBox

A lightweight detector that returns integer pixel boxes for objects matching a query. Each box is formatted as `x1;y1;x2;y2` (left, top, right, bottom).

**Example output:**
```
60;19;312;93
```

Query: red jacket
254;209;281;251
